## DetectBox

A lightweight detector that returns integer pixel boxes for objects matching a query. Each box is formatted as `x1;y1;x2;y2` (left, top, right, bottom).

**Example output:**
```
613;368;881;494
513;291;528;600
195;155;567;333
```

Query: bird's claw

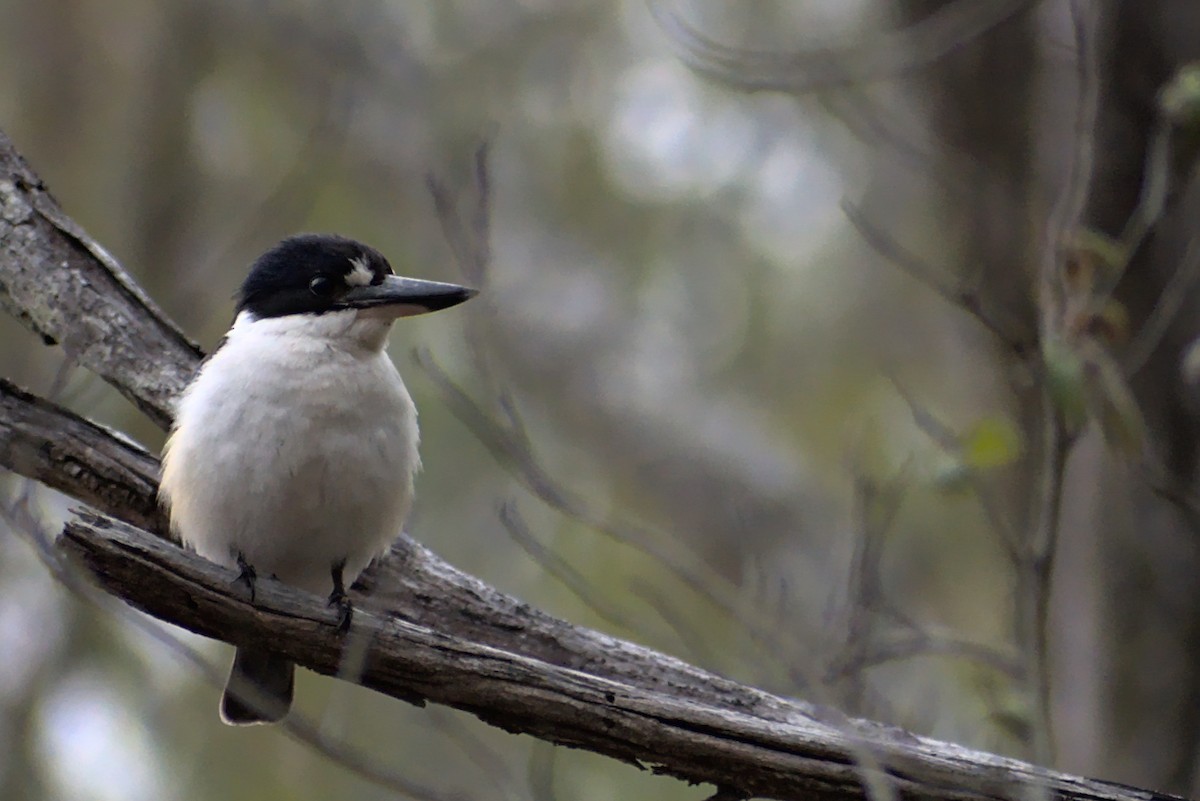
328;558;352;633
327;589;353;633
234;552;257;604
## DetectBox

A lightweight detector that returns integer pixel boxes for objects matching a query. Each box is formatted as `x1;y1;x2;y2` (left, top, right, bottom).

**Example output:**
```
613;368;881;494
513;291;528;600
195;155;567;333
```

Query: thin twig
421;154;905;801
1038;1;1101;315
499;501;646;635
425;139;500;408
824;472;906;706
888;378;1022;563
628;578;725;670
842;200;1029;356
1139;455;1200;535
1123;233;1200;375
1020;411;1071;764
426;706;528;801
525;742;558;801
1020;1;1100;765
827;634;1022;683
414;348;797;673
820;89;977;198
193;79;357;289
421;148;845;687
648;0;1040;93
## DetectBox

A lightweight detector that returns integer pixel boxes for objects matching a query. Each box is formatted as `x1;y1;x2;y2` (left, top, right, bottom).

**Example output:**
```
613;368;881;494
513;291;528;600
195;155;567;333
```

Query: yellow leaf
1160;62;1200;125
961;416;1022;469
1070;228;1128;276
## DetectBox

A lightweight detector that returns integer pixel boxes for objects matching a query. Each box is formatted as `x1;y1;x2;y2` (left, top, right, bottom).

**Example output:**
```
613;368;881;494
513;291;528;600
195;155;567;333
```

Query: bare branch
0;378;163;530
0;130;202;428
841;200;1029;356
0;380;794;721
649;0;1039;93
1123;233;1200;375
0;126;1185;801
0;361;1179;801
55;511;870;801
0;374;1177;801
1020;3;1100;764
414;347;801;675
57;508;1182;801
499;500;648;635
888;378;1022;563
0;485;481;801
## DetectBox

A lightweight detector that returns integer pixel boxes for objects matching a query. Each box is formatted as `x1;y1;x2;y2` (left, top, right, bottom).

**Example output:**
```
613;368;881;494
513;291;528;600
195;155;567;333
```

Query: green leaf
1160;62;1200;126
1042;337;1089;435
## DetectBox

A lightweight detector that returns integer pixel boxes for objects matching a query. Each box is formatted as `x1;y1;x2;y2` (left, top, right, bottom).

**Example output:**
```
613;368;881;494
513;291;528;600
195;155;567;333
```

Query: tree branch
0;336;1180;801
57;504;1183;801
0;129;201;428
62;511;879;801
648;0;1040;94
0;127;1184;801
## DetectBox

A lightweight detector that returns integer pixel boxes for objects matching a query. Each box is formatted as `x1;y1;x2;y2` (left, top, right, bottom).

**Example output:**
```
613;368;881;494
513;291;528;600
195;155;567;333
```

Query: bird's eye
309;275;337;298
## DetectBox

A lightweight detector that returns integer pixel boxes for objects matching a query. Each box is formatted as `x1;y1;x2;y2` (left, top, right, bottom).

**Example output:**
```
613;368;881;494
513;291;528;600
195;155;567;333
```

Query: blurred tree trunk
893;0;1052;758
900;0;1200;792
1084;2;1200;793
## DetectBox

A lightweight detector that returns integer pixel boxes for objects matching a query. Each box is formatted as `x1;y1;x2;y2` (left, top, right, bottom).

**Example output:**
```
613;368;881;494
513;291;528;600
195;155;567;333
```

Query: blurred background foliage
3;1;1200;800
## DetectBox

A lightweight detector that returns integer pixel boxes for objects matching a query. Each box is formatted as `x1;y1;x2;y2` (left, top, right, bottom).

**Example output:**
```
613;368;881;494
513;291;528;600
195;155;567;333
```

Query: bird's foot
328;592;353;633
328;558;353;633
234;552;257;604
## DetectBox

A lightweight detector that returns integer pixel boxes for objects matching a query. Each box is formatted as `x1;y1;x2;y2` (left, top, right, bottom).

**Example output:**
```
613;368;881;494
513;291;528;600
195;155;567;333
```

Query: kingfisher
159;233;475;724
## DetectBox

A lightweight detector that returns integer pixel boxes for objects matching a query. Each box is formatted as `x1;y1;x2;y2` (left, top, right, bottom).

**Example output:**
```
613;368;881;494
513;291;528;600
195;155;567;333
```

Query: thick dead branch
0;378;162;531
0;127;1184;801
0;353;1181;801
0;130;201;428
0;378;808;720
57;506;1182;801
63;512;877;801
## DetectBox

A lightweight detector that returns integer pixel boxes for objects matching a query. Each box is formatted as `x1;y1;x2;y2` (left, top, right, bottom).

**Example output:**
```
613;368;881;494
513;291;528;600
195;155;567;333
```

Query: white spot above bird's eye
346;255;373;287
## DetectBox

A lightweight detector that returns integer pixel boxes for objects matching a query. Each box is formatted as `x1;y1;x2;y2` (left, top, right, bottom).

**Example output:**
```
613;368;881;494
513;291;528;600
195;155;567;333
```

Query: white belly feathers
159;310;419;594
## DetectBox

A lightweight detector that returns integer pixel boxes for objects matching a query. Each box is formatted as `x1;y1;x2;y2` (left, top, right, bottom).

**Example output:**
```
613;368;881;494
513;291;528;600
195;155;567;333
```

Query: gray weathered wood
0;129;201;429
0;126;1185;801
0;343;1180;801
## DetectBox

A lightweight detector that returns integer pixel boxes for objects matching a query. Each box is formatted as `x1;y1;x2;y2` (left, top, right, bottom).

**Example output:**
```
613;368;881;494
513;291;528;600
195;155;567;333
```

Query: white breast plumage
159;309;419;594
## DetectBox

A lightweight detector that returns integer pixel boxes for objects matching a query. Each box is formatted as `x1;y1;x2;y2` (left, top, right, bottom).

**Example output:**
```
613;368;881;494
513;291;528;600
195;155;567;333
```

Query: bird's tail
220;647;295;725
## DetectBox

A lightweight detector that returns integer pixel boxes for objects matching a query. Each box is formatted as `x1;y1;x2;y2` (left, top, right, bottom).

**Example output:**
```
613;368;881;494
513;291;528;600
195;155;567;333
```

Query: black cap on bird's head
238;234;476;320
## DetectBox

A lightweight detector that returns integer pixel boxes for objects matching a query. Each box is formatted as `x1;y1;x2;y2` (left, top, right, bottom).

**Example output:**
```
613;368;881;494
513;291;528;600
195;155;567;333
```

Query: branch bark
0;127;1184;801
0;381;1178;801
0;129;200;428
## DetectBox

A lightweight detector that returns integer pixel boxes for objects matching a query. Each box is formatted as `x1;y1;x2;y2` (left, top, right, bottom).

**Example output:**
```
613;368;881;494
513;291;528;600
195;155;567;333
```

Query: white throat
231;308;395;353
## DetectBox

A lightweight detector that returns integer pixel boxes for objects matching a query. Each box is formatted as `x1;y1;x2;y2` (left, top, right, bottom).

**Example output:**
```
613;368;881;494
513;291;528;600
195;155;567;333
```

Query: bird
159;233;475;725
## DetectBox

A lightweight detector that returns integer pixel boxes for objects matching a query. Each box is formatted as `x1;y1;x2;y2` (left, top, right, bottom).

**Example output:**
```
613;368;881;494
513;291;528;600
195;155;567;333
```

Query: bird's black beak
335;275;477;317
